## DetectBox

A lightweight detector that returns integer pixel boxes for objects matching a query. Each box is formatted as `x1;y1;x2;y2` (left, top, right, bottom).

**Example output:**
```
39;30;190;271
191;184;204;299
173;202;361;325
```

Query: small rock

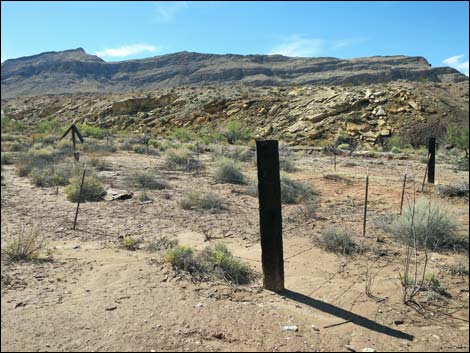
282;325;298;332
105;305;118;311
194;303;204;308
311;325;320;332
345;345;357;352
362;349;376;352
394;319;404;325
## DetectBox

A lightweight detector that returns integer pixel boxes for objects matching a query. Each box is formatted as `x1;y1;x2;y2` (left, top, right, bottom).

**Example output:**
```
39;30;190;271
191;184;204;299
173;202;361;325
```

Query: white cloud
269;35;368;58
154;1;188;23
443;54;469;75
95;44;159;58
269;35;325;57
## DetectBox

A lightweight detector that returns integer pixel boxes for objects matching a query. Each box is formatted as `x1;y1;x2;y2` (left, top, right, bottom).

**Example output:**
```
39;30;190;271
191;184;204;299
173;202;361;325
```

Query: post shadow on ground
281;289;414;341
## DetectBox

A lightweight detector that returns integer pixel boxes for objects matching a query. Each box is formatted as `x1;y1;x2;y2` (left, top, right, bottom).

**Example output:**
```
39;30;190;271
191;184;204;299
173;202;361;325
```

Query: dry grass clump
5;228;48;261
165;147;202;171
128;171;168;190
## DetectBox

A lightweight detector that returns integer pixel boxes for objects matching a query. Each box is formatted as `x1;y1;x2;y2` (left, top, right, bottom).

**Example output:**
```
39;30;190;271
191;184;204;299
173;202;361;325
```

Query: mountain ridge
1;48;467;98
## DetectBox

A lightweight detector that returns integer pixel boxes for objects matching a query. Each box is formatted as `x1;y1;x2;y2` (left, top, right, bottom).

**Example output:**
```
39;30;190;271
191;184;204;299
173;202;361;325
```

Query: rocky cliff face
2;81;468;148
1;48;467;98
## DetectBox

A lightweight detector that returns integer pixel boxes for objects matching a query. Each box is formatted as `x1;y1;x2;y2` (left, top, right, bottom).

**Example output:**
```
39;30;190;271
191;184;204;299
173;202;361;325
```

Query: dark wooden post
73;168;86;230
427;137;436;184
363;174;369;237
333;153;337;171
72;128;79;161
400;174;407;215
256;140;284;292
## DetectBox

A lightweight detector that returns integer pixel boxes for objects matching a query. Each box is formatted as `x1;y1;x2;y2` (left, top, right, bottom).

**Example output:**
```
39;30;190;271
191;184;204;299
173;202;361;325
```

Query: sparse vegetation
5;228;47;261
222;121;252;144
1;152;13;165
128;170;168;190
313;228;358;255
180;191;226;212
146;236;178;252
280;174;316;204
436;183;469;198
120;237;141;251
165;147;202;171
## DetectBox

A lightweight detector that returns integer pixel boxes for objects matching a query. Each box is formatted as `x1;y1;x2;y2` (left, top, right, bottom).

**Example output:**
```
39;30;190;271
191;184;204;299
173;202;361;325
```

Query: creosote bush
383;199;467;251
165;243;251;284
214;158;246;184
30;163;75;187
64;172;105;202
5;228;47;261
1;152;13;165
313;228;358;255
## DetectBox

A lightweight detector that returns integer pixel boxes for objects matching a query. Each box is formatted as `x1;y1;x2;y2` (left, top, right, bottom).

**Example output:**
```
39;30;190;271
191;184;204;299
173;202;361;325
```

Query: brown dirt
1;149;469;352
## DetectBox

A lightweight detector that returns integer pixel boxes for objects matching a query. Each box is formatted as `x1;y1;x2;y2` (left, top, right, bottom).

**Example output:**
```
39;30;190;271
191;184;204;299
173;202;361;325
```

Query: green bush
313;228;358;255
16;146;66;177
222;121;252;144
120;237;142;251
383;199;466;251
214;158;246;184
1;134;17;142
76;124;107;139
132;144;147;154
64;172;105;202
165;244;251;284
168;127;195;142
1;152;13;165
89;157;112;171
35;120;65;134
279;157;297;172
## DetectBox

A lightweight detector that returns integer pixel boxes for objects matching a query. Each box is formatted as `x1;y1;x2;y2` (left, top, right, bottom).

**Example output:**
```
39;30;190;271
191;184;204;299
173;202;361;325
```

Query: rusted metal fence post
73;168;86;230
400;174;407;215
363;174;369;237
334;153;337;171
428;137;436;184
256;140;284;292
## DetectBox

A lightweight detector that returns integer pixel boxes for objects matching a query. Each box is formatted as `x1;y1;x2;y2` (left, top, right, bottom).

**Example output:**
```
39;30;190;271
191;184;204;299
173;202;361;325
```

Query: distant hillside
1;48;467;98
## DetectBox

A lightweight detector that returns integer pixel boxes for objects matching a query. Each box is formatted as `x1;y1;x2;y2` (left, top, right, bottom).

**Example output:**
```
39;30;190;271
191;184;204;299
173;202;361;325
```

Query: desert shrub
383;199;466;251
165;246;201;273
168;127;195;142
5;228;47;261
165;147;201;171
445;261;469;276
313;228;358;255
244;180;258;197
35;120;64;134
120;237;142;251
132;144;147;154
446;125;469;158
64;172;105;202
214;158;246;184
1;115;26;132
200;244;251;284
322;174;352;184
8;141;27;152
89;157;112;171
146;236;178;252
436;183;469;198
424;273;448;296
128;171;168;190
1;152;13;165
30;163;74;187
222;121;252;144
16;146;65;177
280;174;316;204
279;157;297;172
83;142;117;154
180;191;226;212
165;244;251;284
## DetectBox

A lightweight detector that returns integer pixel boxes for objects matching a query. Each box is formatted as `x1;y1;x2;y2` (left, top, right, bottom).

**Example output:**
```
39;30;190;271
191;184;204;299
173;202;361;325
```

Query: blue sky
1;1;469;75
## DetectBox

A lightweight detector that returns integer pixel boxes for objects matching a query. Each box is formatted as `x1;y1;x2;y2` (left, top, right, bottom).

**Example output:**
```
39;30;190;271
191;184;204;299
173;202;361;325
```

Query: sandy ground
1;148;469;352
